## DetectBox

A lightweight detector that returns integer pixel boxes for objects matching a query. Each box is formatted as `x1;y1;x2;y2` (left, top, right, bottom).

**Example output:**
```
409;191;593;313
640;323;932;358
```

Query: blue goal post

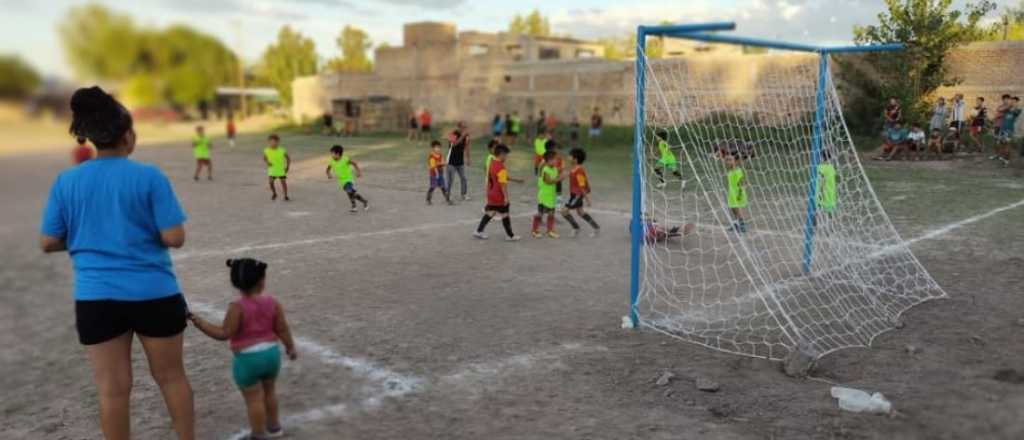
628;23;902;329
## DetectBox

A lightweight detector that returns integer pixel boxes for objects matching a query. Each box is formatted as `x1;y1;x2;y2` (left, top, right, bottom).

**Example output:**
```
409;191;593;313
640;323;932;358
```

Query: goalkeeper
639;214;694;243
815;149;837;225
725;154;748;233
653;129;682;188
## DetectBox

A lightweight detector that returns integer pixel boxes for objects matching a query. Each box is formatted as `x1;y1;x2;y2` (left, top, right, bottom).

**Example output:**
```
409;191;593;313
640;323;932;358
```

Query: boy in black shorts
562;148;600;237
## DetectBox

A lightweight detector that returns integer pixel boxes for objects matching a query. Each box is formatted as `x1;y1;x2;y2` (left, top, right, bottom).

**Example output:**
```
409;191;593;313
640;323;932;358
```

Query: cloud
160;0;311;21
372;0;467;7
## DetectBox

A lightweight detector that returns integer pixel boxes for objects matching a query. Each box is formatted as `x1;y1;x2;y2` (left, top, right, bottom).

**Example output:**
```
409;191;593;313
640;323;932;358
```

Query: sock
502;217;514;237
532;215;541;232
562;213;580;229
546;214;555;232
477;215;492;233
581;213;600;229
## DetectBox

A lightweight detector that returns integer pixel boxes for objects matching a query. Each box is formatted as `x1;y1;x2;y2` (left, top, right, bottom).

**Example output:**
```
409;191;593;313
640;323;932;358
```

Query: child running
326;145;369;212
561;147;600;237
263;134;290;201
474;143;521;241
193;125;213;181
654;129;682;188
725;154;748;233
426;140;451;205
189;258;297;440
227;117;237;148
994;96;1021;166
532;150;567;238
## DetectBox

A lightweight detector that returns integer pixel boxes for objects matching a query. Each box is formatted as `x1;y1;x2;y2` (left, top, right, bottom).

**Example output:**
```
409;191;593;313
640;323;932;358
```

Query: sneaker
266;426;285;438
463;195;471;201
589;228;601;238
547;231;560;239
271;194;277;201
473;231;489;240
570;229;579;238
350;206;358;213
531;231;543;239
446;199;455;206
363;203;370;211
505;235;521;242
284;196;291;202
655;181;667;189
426;199;432;206
988;155;998;160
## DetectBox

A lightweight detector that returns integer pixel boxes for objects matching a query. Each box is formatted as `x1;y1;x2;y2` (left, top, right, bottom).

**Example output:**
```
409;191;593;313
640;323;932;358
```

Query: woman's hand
286;346;298;361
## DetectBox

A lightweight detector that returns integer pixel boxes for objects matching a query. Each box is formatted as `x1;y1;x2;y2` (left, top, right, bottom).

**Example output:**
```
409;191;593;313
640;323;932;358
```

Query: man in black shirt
446;121;471;201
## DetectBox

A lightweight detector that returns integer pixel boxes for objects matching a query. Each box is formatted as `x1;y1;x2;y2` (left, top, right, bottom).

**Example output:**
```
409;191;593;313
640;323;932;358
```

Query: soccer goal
627;22;947;361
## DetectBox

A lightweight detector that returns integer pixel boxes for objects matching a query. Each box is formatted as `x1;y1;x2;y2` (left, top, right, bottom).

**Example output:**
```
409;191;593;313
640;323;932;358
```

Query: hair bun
225;259;234;267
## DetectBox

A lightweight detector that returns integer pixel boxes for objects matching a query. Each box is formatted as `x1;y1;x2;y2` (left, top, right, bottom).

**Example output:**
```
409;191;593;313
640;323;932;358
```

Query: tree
839;0;995;133
325;25;373;73
0;55;41;99
599;33;664;61
256;26;319;105
509;9;551;37
57;4;237;108
978;1;1024;40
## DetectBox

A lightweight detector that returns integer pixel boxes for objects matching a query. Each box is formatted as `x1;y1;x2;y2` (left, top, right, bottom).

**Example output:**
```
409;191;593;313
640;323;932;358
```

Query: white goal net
634;51;946;360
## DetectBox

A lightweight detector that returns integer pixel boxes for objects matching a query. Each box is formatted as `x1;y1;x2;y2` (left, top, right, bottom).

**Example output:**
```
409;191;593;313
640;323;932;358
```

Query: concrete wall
293;25;1024;130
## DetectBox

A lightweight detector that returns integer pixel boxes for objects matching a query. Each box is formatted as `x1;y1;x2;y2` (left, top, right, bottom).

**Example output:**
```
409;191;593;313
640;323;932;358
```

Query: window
468;44;490;56
575;49;595;59
506;44;524;61
539;47;560;60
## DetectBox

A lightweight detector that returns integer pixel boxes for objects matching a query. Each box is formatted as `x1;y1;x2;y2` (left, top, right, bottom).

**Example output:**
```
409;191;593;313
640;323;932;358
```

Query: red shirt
486;159;509;205
71;145;93;165
226;121;236;137
428;151;444;177
419;111;432;127
569;165;590;195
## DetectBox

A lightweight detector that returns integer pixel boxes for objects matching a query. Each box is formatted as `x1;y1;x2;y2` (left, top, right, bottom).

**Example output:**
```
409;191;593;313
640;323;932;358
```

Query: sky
0;0;1014;79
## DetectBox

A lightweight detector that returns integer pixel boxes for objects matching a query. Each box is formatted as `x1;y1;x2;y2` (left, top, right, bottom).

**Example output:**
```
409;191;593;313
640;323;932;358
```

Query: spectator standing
445;122;471;201
589;107;603;139
929;97;947;133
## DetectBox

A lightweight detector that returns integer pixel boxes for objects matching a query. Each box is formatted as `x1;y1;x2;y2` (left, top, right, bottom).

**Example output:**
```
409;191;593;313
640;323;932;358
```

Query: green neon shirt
537;164;558;208
657;140;676;165
329;155;353;185
264;147;288;177
193;135;210;159
817;163;837;212
510;116;521;133
727;167;747;208
534;137;547;156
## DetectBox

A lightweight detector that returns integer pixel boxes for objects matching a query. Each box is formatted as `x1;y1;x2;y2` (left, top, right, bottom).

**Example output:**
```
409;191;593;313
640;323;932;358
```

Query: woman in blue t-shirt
39;86;195;440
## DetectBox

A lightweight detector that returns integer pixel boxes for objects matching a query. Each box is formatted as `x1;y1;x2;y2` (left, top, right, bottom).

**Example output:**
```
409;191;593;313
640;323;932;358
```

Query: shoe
271;194;277;201
284;196;291;202
350;206;358;213
426;199;432;205
473;231;489;240
655;181;667;189
363;203;370;211
590;228;601;238
505;235;521;242
547;231;560;239
531;231;542;239
446;199;455;206
463;195;471;201
570;229;579;238
266;426;285;438
988;155;998;160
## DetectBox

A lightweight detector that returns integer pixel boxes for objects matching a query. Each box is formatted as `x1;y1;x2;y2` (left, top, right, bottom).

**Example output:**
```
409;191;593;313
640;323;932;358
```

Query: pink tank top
229;294;278;352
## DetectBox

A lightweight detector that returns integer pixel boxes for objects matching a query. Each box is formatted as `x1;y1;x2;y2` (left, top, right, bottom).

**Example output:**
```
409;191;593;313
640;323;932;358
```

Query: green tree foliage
839;0;995;133
325;25;373;73
57;4;237;108
256;26;318;105
509;10;551;37
599;34;664;61
978;1;1024;40
0;55;41;99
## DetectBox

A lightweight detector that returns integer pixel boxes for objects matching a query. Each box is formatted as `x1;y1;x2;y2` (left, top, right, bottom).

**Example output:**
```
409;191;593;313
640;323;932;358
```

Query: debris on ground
830;386;892;414
783;344;816;378
655;371;675;386
695;377;720;392
905;345;920;355
993;369;1024;384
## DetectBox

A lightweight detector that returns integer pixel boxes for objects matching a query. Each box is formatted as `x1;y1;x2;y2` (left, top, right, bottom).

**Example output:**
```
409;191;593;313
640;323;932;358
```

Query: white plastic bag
830;386;892;414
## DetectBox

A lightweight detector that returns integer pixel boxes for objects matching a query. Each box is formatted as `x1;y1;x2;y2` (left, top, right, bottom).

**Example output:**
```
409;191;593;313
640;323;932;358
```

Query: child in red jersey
426;140;450;205
561;148;601;237
474;143;522;241
227;117;237;148
70;136;93;165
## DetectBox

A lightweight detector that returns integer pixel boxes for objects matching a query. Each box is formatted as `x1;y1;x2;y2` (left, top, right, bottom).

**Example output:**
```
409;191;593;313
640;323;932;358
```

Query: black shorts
555;181;562;194
566;193;586;209
485;204;510;214
75;294;188;345
421;124;431;132
536;204;555;215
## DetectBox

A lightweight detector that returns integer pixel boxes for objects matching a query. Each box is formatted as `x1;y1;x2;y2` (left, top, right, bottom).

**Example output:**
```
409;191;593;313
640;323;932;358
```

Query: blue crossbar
641;22;736;36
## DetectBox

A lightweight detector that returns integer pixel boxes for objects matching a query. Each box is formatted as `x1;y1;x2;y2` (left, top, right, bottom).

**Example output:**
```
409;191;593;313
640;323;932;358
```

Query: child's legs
262;379;280;430
560;207;580;229
194;160;202;178
731;207;743;221
205;160;213;178
279;178;289;197
87;332;134;440
268;177;278;194
240;385;267;436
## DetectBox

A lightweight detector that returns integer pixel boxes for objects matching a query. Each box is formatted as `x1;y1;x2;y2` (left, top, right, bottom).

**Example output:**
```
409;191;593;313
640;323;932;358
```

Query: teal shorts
232;344;281;389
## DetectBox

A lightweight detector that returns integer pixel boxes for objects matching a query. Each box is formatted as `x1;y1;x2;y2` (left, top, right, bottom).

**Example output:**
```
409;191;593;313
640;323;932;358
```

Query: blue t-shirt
1001;108;1021;134
886;128;908;142
40;157;187;301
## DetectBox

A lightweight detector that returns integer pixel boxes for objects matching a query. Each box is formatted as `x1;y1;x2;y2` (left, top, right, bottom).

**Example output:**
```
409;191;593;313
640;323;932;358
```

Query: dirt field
1;128;1023;440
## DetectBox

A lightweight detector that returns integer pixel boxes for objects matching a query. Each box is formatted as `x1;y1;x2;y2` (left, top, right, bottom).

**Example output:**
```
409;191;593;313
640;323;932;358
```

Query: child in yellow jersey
326;145;369;212
532;149;567;238
263;134;290;201
815;149;837;226
725;154;747;233
653;129;681;188
193;125;213;181
533;130;550;175
561;148;601;237
427;140;451;205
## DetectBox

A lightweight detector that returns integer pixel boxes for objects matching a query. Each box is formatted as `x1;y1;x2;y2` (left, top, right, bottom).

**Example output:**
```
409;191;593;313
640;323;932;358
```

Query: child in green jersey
533;129;550;175
193;125;213;181
326;145;369;213
654;129;681;188
532;150;567;238
816;149;837;219
725;154;747;233
263;134;291;201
